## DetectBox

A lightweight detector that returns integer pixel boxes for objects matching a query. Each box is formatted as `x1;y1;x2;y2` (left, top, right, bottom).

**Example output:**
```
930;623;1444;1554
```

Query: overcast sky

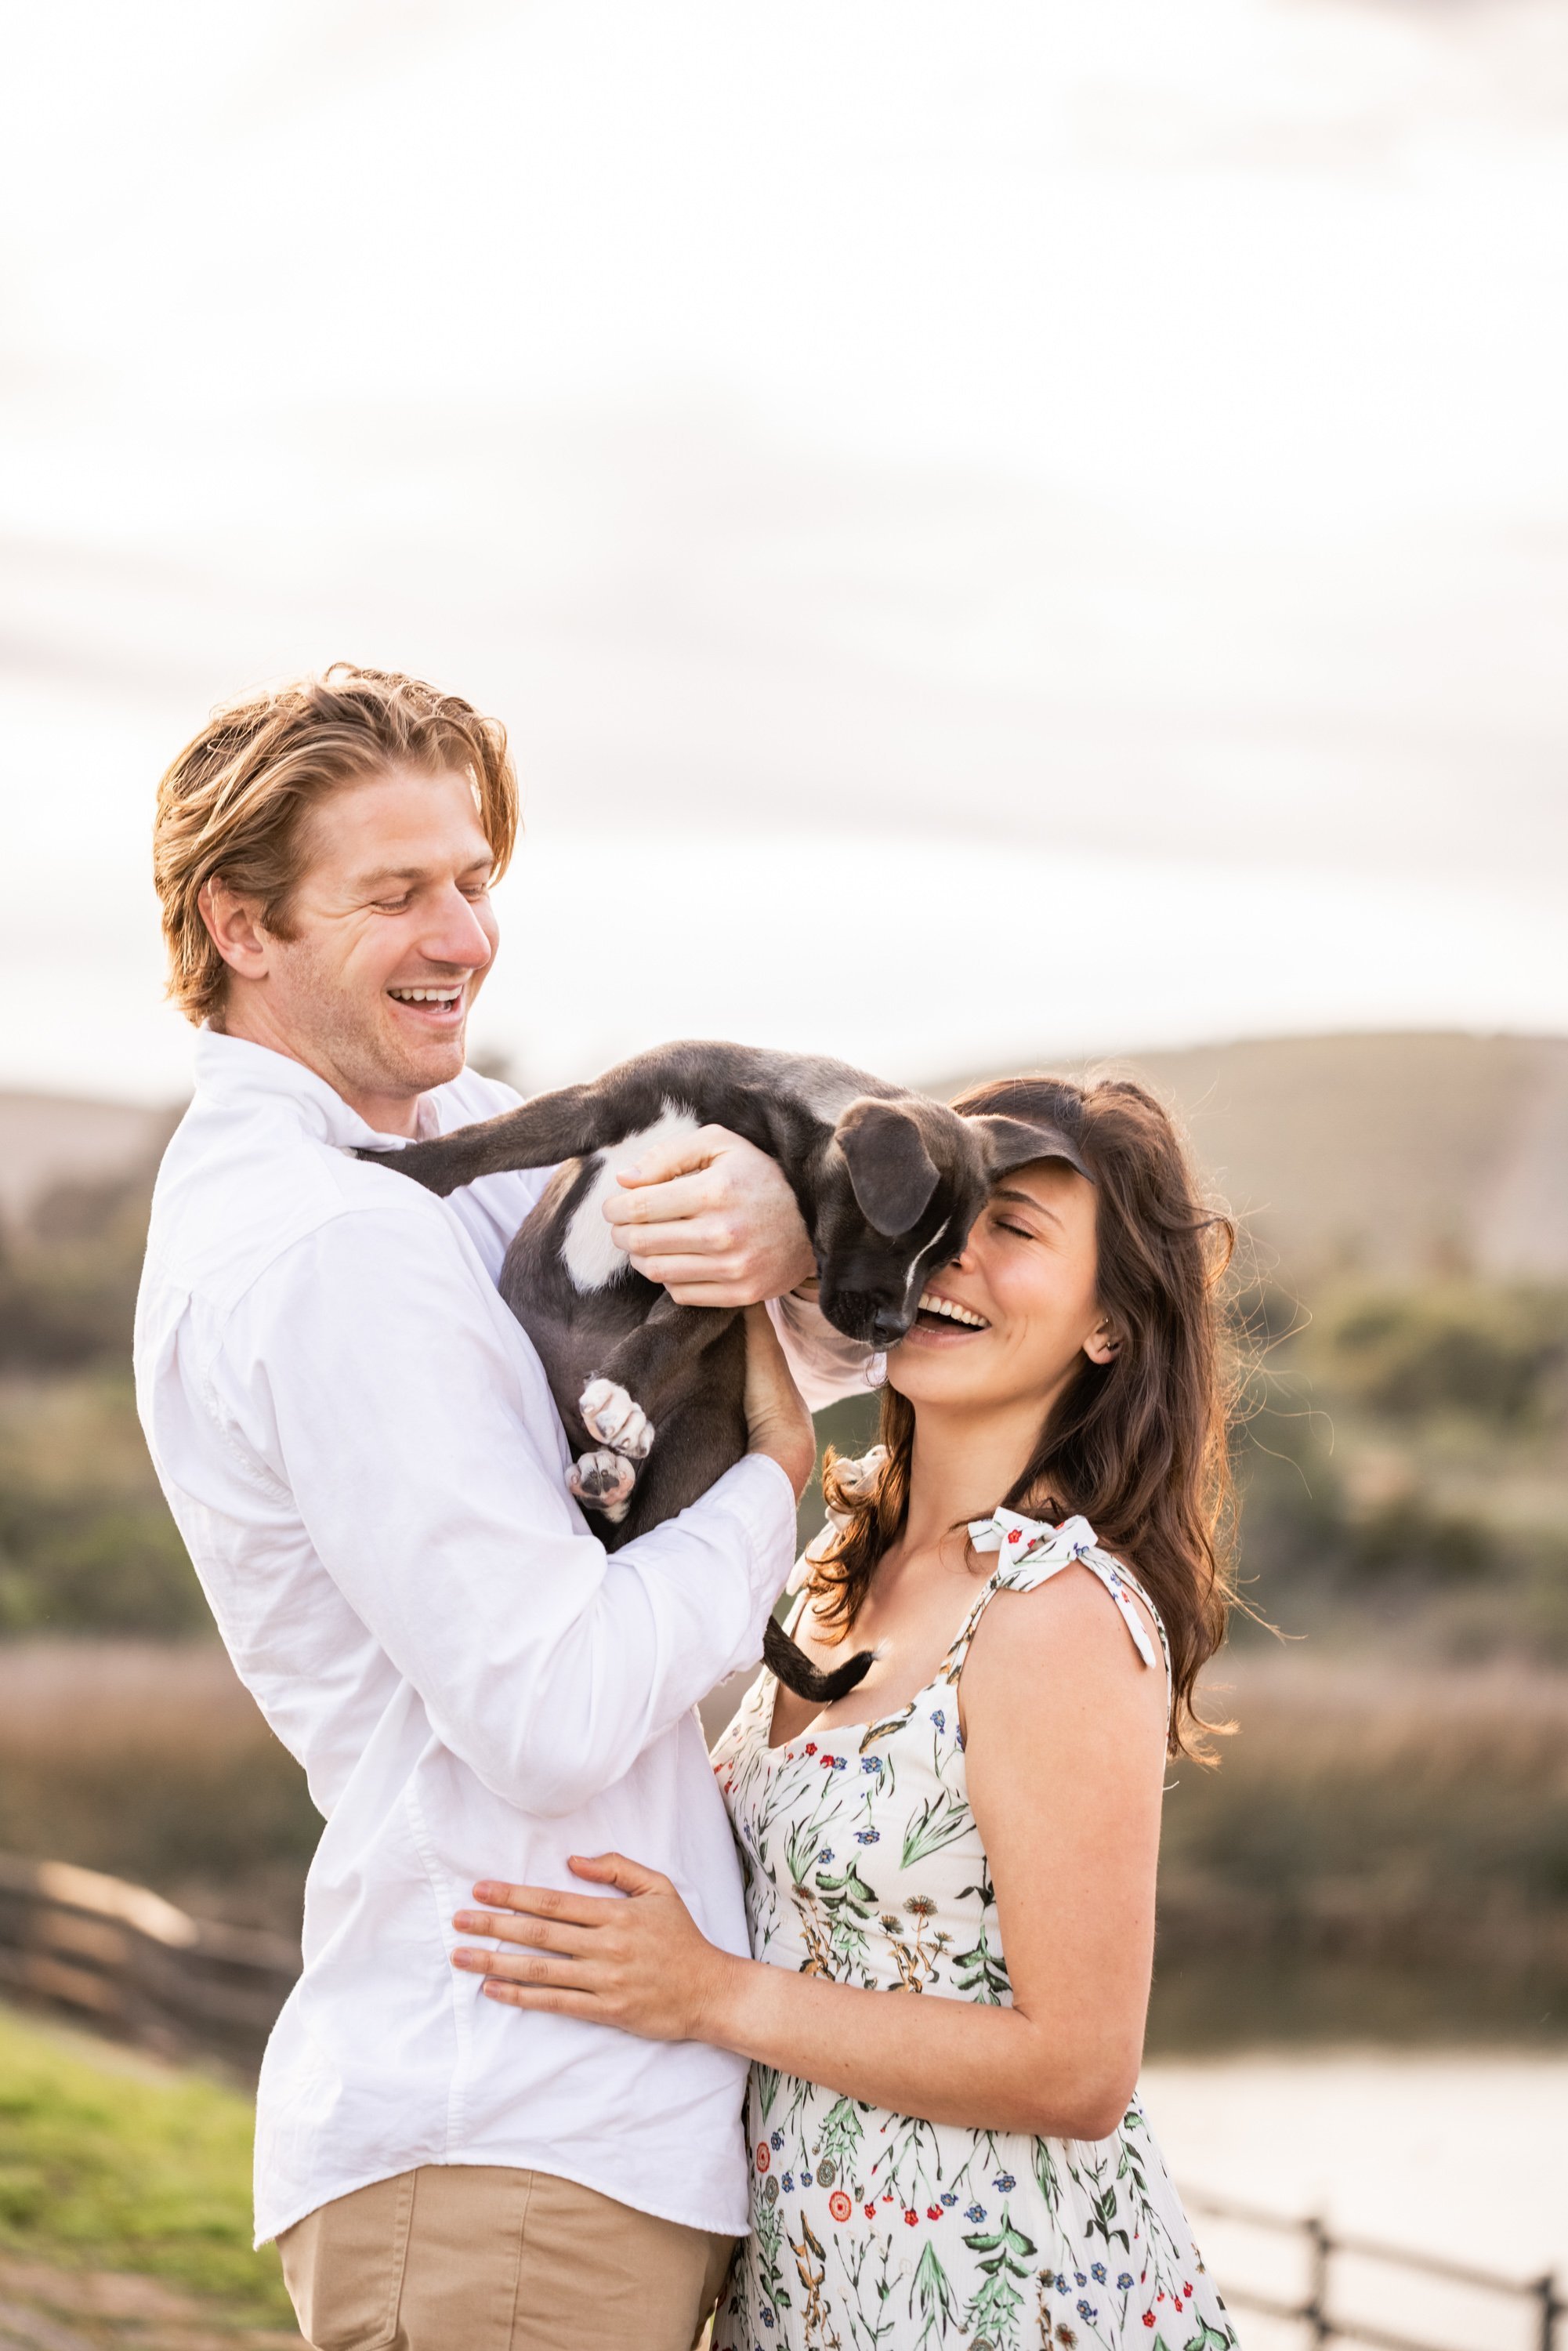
2;0;1566;1101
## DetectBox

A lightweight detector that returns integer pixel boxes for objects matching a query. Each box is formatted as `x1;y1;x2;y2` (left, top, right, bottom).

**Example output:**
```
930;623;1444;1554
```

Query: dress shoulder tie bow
965;1507;1159;1672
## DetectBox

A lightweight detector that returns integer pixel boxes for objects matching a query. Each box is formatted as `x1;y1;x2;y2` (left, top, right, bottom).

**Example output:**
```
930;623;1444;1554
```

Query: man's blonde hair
153;665;519;1026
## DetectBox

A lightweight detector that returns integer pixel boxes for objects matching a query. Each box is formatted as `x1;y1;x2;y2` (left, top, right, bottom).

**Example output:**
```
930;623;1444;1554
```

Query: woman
455;1074;1240;2351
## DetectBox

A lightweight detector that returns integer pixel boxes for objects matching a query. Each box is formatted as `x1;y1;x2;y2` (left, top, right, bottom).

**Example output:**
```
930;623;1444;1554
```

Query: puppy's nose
871;1308;911;1346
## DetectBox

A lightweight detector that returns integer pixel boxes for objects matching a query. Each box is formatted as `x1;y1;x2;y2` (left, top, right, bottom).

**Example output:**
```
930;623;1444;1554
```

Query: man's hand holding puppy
604;1125;817;1306
603;1126;873;1421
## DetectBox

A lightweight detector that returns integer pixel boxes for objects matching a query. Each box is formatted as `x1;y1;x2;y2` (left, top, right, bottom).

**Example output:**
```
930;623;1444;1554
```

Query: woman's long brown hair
813;1073;1238;1759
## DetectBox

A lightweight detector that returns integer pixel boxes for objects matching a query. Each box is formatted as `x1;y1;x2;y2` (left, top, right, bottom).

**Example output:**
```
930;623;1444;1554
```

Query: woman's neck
899;1393;1059;1556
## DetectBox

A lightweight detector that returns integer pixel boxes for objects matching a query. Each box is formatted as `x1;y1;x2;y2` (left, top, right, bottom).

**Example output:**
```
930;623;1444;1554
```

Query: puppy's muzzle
826;1292;913;1347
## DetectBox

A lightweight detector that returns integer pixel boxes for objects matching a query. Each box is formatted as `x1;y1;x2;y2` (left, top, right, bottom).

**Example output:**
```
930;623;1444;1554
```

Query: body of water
1144;2050;1567;2349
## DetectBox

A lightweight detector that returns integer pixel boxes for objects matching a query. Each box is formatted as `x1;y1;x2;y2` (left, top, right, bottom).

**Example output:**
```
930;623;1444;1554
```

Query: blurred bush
1151;1653;1568;2046
0;1169;150;1371
0;1160;208;1636
1326;1287;1568;1429
1231;1278;1568;1657
0;1643;318;1934
0;1371;202;1637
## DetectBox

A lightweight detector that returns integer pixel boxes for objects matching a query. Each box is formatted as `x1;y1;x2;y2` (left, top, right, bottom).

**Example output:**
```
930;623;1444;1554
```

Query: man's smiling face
205;766;500;1132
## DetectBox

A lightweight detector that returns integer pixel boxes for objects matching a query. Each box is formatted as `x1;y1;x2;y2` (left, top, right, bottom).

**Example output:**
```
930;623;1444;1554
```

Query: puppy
359;1041;993;1705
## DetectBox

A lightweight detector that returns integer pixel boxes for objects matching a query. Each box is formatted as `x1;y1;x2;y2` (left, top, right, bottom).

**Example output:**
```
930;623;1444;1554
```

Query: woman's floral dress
710;1509;1237;2351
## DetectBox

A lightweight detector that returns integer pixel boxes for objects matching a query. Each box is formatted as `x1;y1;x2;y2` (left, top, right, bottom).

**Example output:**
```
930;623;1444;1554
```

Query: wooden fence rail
1184;2190;1563;2351
0;1850;299;2074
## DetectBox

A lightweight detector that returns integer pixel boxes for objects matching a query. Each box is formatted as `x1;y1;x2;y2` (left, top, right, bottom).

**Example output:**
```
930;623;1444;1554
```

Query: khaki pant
277;2164;734;2351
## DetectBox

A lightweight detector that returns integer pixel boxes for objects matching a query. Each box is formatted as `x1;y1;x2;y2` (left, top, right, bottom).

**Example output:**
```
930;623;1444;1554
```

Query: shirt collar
191;1028;444;1150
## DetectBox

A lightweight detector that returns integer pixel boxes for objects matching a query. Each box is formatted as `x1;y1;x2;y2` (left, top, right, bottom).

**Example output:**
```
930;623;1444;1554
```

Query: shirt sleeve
219;1198;797;1818
767;1288;881;1413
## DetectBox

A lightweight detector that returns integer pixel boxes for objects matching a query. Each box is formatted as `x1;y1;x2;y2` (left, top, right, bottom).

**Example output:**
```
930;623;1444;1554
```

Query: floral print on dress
710;1510;1238;2351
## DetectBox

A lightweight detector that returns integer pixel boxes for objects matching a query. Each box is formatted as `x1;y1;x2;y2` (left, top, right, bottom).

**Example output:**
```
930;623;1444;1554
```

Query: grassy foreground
0;2001;293;2327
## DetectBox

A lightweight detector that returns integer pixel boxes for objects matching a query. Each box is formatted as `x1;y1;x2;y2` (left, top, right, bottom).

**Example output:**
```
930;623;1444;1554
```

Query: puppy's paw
579;1378;655;1458
567;1448;638;1524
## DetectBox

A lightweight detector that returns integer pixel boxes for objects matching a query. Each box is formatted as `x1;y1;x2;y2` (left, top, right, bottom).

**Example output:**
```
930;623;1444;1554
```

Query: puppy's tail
763;1616;876;1709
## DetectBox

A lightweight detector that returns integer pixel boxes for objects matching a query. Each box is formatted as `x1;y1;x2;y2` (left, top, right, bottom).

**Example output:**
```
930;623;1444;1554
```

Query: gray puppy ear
835;1099;940;1237
969;1112;1092;1184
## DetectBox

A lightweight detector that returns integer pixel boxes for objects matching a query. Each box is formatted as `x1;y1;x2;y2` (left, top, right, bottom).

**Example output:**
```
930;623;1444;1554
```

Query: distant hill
4;1031;1566;1278
0;1092;178;1226
947;1032;1568;1283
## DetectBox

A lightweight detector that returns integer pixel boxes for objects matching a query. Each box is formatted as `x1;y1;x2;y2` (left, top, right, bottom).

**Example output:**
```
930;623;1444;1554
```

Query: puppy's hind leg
574;1296;738;1481
567;1449;639;1523
354;1076;636;1197
603;1296;736;1412
578;1379;655;1460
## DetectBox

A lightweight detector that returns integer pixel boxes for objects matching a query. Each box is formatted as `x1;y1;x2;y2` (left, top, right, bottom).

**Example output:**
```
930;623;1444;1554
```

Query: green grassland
0;2001;293;2325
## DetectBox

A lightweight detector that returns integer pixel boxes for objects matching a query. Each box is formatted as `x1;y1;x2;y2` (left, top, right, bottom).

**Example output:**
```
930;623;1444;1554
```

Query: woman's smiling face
886;1157;1116;1416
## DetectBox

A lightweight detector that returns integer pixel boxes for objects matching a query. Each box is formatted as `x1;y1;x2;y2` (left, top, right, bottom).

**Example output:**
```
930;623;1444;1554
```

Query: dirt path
0;2256;302;2351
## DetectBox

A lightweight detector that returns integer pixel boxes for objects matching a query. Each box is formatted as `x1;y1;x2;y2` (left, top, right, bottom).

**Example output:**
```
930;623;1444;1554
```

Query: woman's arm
453;1562;1168;2141
958;1570;1168;2135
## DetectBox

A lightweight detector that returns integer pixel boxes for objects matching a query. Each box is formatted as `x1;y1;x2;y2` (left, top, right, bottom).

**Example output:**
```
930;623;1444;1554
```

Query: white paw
579;1378;655;1459
567;1449;638;1523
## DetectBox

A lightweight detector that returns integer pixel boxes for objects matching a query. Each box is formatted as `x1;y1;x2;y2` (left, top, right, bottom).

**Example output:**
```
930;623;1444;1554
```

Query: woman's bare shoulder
960;1559;1167;1732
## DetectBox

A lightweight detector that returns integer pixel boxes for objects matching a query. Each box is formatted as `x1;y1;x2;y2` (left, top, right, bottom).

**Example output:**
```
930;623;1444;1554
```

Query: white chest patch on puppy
560;1103;704;1292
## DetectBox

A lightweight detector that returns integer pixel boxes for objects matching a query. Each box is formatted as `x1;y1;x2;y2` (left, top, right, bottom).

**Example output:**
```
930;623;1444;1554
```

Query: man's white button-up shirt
133;1031;802;2246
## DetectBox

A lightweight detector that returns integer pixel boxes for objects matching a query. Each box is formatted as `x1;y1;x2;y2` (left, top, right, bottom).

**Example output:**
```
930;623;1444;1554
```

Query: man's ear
835;1099;940;1238
197;875;271;980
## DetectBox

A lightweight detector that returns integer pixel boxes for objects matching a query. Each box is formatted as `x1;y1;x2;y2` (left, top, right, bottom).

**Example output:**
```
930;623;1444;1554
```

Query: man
135;665;869;2351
